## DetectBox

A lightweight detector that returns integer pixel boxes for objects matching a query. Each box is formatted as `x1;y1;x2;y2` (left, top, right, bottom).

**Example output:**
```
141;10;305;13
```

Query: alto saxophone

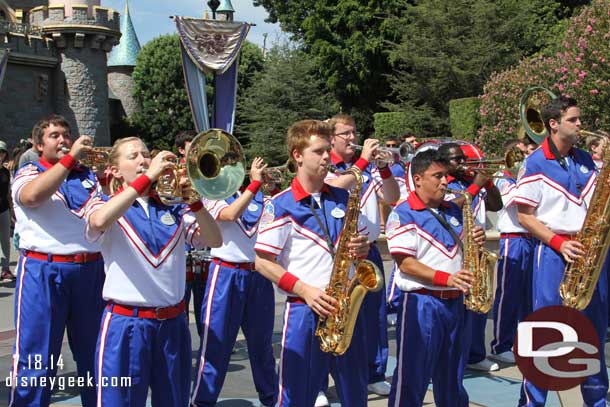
560;133;610;310
315;166;384;355
448;189;498;313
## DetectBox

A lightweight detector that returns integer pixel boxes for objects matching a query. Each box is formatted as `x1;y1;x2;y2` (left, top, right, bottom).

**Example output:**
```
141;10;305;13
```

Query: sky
103;0;284;49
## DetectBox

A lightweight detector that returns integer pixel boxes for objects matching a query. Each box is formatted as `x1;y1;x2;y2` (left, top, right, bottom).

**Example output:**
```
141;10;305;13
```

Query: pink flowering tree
478;0;610;153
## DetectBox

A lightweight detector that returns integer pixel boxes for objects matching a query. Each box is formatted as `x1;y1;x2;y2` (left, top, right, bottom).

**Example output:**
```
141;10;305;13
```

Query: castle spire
108;0;141;67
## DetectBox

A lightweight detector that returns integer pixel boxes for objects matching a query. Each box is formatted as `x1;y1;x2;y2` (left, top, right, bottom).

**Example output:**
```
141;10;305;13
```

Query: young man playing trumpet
255;119;371;406
9;115;105;407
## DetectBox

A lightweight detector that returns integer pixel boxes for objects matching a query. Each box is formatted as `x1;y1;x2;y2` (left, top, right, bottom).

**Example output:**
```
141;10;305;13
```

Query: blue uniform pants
386;263;404;314
190;261;277;407
519;243;608;407
185;277;205;336
490;236;534;355
277;301;368;407
388;291;469;407
8;255;105;407
95;308;192;407
465;309;488;364
362;243;389;383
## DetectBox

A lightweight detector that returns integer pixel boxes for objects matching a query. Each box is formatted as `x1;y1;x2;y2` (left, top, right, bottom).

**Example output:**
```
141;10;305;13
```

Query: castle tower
29;0;120;145
107;0;140;119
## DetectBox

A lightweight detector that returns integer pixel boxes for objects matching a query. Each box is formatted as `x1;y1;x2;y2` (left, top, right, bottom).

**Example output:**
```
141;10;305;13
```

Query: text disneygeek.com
5;372;132;391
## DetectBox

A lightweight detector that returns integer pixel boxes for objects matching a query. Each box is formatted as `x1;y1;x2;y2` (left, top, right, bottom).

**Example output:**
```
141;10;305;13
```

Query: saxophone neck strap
425;207;464;251
308;198;336;259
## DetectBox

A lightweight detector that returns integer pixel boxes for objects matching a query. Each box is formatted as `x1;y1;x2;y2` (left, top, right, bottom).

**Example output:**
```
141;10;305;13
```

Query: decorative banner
180;42;210;132
0;49;10;92
175;17;250;134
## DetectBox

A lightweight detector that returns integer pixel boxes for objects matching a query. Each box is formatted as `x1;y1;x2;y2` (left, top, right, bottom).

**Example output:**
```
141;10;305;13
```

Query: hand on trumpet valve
249;157;267;182
373;149;393;168
359;139;380;162
146;150;177;182
177;167;201;205
66;135;94;160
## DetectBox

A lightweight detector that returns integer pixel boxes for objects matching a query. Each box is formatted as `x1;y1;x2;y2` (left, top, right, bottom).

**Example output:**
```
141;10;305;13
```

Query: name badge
331;207;345;218
161;213;176;226
580;165;589;174
362;174;369;183
449;217;460;227
248;203;259;212
81;179;95;189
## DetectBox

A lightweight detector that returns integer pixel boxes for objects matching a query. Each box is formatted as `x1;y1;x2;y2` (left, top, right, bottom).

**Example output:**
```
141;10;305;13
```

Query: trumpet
61;146;111;168
349;142;414;165
247;160;297;186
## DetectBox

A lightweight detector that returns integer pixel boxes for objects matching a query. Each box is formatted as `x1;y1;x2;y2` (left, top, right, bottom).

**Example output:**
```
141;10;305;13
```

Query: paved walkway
0;244;604;406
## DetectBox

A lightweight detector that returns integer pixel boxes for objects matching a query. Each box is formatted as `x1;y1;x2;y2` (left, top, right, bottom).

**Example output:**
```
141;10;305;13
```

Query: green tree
253;0;407;130
132;34;192;150
132;35;265;150
385;0;576;136
237;43;338;165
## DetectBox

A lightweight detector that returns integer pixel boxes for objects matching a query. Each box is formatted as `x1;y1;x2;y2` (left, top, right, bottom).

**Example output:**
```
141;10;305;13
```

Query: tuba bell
155;129;246;204
519;86;557;145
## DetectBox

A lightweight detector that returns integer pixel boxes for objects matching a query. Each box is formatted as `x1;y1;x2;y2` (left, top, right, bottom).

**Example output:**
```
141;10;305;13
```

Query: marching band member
255;119;371;407
9;115;104;407
85;137;222;407
489;139;534;364
438;142;503;372
325;114;399;397
386;149;485;407
586;134;606;170
175;130;206;336
190;157;277;407
514;96;608;407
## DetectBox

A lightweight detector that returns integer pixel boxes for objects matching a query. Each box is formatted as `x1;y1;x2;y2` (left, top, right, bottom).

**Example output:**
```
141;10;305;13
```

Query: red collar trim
291;177;331;201
407;191;450;211
447;174;456;183
541;137;575;160
39;157;55;169
330;151;346;166
114;185;161;202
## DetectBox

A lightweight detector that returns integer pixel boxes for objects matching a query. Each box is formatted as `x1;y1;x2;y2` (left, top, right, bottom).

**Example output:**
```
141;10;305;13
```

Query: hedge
449;97;480;141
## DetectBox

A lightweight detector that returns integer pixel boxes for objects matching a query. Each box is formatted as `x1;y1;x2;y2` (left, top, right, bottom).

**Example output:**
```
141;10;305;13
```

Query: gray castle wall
54;36;110;145
108;66;138;118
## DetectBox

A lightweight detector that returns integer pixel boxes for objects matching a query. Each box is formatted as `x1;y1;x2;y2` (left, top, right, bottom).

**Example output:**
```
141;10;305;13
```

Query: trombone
459;146;524;178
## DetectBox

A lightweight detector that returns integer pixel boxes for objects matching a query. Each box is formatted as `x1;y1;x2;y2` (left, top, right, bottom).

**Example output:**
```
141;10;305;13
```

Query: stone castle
0;0;141;147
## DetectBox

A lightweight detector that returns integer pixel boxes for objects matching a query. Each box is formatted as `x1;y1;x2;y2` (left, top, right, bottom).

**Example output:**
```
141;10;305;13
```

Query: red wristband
379;166;392;179
433;270;451;287
59;154;76;170
466;184;481;197
188;200;204;212
246;180;262;194
549;234;569;252
278;272;299;293
130;174;151;196
354;157;369;171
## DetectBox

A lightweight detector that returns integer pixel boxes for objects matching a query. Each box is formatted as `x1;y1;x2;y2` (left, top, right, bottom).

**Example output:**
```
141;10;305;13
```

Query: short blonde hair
286;120;333;160
327;113;355;131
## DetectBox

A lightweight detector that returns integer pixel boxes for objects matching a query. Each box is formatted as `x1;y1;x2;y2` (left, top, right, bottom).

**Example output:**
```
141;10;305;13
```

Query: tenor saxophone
448;189;498;313
560;133;610;310
314;166;384;355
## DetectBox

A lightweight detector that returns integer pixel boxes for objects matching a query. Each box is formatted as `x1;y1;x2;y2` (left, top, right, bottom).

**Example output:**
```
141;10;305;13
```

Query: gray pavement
0;241;605;406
